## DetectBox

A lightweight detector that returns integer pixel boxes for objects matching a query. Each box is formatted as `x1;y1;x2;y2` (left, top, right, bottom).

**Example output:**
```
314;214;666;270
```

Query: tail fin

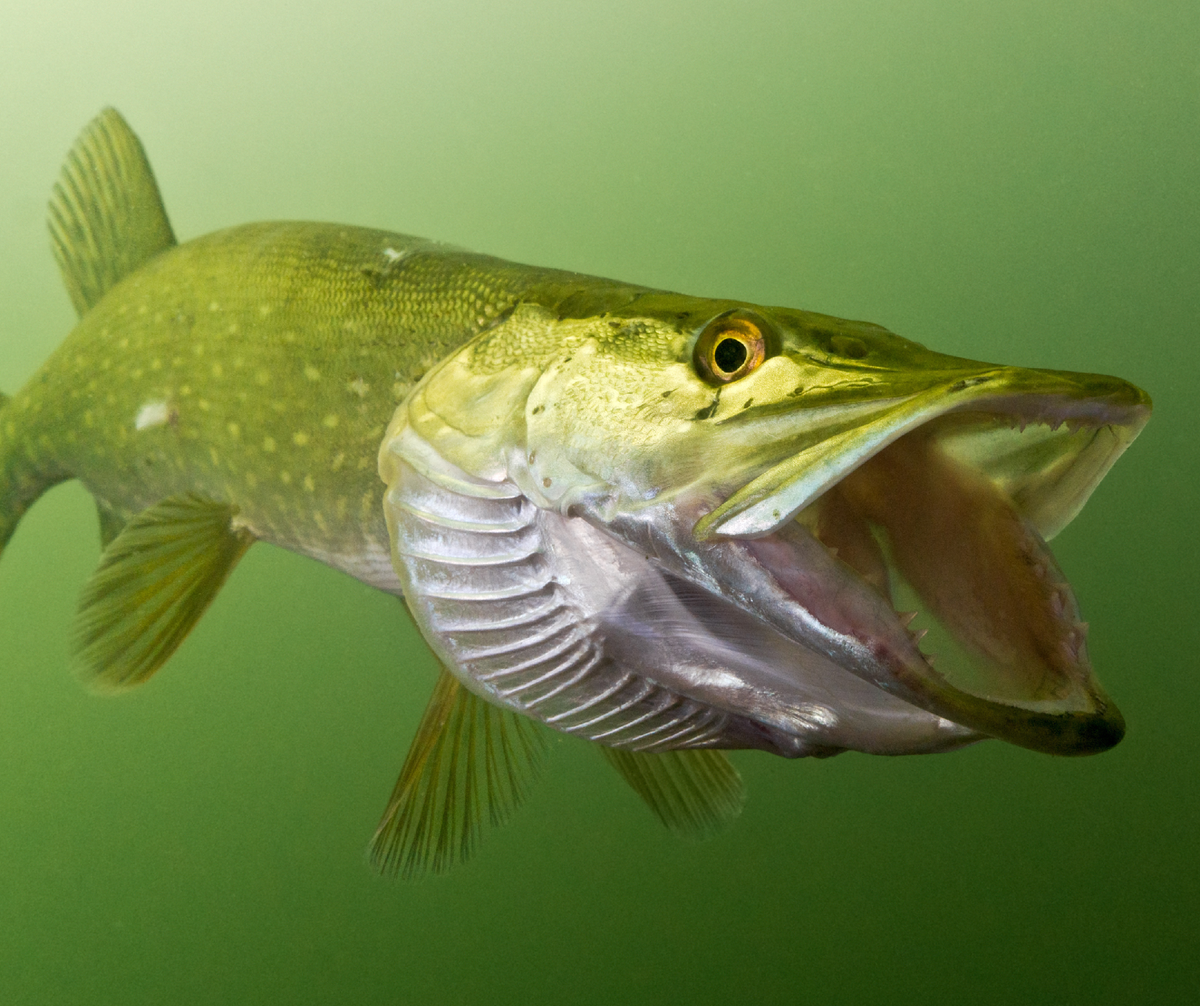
0;391;67;558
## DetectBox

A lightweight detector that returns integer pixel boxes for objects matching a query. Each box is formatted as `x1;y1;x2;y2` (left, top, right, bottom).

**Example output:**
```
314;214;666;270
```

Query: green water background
0;2;1196;1003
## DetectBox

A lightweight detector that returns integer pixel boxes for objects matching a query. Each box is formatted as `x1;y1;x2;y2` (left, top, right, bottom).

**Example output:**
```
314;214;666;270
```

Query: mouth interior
796;413;1099;713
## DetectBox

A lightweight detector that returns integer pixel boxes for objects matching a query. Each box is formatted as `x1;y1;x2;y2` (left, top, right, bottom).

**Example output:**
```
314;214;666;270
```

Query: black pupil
713;336;748;374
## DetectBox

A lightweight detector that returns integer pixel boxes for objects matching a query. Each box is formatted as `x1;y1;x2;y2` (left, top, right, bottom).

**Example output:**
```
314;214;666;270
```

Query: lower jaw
739;423;1125;755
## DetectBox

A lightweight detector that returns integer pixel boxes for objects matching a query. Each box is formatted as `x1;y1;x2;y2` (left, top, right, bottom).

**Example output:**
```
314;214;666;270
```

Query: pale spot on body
280;471;292;485
304;365;321;382
263;436;276;452
304;475;315;492
227;422;240;439
293;431;309;447
212;362;223;378
245;472;258;488
135;400;170;430
331;452;345;472
255;370;270;386
323;414;339;429
348;378;369;398
209;301;220;312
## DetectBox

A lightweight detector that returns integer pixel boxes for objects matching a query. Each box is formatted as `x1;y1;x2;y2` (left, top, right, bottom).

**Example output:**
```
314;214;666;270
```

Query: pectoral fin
600;747;745;838
72;494;255;691
370;666;547;878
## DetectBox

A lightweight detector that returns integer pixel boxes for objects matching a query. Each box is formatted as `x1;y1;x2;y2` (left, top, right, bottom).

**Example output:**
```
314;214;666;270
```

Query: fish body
0;110;1151;874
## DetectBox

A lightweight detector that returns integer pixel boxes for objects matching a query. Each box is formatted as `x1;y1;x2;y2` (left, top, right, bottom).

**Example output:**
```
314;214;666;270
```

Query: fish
0;109;1151;877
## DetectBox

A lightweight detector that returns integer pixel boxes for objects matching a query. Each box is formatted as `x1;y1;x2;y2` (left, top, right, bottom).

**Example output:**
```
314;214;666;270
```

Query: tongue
837;428;1094;708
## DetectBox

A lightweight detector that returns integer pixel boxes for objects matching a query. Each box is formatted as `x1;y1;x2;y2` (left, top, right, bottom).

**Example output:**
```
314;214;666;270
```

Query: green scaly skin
2;218;907;582
0;222;651;577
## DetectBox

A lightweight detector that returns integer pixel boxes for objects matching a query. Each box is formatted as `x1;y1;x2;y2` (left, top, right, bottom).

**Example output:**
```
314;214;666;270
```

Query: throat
831;429;1092;706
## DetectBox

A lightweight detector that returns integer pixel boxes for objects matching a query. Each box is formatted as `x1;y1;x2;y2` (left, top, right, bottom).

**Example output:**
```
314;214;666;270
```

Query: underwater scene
0;1;1196;1003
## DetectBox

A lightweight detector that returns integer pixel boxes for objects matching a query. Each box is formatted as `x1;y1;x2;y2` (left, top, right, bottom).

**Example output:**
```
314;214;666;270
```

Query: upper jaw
694;360;1150;542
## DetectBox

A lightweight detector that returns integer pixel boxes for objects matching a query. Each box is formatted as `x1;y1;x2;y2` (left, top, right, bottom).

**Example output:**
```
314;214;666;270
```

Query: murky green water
0;2;1196;1003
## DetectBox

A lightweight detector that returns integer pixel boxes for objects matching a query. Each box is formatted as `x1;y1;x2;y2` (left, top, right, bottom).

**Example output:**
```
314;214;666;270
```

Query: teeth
911;627;929;645
1074;620;1089;637
897;610;918;627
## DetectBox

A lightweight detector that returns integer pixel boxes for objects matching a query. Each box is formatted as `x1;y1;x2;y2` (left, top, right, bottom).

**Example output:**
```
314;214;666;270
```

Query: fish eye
694;311;770;383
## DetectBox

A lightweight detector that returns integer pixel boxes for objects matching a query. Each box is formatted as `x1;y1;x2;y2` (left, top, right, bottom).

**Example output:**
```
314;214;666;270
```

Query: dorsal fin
48;107;176;316
370;666;547;879
72;494;255;692
600;746;745;838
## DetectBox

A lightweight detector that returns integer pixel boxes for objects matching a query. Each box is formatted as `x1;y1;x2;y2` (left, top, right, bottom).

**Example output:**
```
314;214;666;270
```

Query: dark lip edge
719;379;1151;431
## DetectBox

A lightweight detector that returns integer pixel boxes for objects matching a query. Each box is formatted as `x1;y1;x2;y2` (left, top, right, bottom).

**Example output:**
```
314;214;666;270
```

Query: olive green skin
1;220;910;580
0;223;615;572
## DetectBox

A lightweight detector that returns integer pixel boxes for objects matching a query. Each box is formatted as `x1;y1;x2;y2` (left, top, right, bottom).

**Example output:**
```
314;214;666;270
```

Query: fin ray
370;666;547;878
601;746;745;838
72;494;254;691
48;108;176;316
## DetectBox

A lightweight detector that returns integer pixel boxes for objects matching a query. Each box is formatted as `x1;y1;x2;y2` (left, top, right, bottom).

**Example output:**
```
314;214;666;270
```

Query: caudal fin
0;390;67;559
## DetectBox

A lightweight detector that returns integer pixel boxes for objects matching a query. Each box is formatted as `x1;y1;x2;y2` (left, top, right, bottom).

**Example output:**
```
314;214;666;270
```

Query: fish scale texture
1;222;633;571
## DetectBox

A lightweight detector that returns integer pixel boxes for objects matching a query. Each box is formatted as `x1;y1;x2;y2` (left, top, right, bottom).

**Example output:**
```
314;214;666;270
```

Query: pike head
380;294;1150;758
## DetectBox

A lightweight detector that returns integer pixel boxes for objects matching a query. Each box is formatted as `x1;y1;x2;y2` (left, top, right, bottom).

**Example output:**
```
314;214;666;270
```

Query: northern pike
1;110;1151;875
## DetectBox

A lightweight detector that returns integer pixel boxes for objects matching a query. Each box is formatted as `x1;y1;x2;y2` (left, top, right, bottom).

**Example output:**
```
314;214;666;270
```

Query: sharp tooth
924;652;937;668
1074;620;1090;636
896;610;918;627
911;627;929;645
825;545;840;558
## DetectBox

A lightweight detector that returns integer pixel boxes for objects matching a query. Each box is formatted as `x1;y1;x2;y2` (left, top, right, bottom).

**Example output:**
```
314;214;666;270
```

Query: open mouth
698;372;1150;755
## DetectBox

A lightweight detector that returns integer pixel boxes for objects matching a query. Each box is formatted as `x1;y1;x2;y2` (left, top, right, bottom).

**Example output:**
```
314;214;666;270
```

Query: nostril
831;335;868;359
